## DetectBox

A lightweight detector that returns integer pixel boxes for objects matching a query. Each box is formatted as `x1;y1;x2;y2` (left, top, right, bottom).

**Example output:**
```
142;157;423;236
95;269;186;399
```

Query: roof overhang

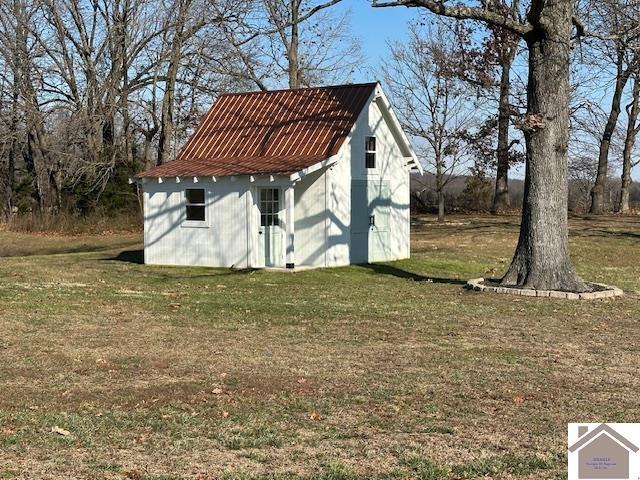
373;85;423;174
289;156;338;181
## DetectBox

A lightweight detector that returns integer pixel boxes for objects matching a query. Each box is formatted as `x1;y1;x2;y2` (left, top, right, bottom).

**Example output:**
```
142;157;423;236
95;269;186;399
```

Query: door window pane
259;188;280;226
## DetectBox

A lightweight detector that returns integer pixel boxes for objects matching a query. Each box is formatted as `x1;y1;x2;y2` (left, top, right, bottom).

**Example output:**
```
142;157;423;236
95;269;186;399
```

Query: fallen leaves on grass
50;426;71;436
124;470;144;480
309;410;322;421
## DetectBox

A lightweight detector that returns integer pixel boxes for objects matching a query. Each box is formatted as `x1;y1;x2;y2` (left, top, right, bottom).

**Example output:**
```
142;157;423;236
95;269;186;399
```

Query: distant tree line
410;172;640;214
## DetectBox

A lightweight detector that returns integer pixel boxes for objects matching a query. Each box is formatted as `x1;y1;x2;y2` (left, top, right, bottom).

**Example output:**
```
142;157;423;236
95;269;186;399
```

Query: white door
350;180;391;263
369;182;390;262
258;188;284;267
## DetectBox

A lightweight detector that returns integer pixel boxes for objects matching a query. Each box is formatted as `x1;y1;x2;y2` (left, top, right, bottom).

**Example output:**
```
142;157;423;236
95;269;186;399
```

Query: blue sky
335;0;421;83
336;0;637;182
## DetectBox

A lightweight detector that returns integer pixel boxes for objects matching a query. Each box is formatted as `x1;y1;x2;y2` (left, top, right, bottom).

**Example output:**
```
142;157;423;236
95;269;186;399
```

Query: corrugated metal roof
138;82;378;178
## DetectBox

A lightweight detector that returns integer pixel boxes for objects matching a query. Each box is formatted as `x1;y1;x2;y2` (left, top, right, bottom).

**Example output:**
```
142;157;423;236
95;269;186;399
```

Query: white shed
137;82;421;269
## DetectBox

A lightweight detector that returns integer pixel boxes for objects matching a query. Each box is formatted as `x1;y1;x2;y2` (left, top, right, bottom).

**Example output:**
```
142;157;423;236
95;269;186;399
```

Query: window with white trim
365;136;376;169
185;188;206;221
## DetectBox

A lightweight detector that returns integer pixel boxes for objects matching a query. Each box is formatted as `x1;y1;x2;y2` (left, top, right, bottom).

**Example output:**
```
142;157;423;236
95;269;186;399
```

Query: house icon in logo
569;424;639;479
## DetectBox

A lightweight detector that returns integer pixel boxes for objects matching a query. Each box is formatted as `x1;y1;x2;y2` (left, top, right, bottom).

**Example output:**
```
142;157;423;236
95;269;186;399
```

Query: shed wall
292;91;411;267
321;93;410;266
294;168;328;267
143;177;251;267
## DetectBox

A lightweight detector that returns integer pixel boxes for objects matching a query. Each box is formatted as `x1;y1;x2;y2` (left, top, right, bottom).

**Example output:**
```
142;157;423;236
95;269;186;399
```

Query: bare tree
0;4;18;217
452;3;525;213
619;73;640;213
224;0;361;89
1;0;60;212
156;0;206;165
383;22;481;222
372;0;623;291
485;0;521;212
587;0;640;213
266;0;362;88
569;155;598;212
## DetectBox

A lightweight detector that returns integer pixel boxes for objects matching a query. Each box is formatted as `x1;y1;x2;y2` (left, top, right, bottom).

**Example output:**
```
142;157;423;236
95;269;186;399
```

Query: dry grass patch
0;214;638;478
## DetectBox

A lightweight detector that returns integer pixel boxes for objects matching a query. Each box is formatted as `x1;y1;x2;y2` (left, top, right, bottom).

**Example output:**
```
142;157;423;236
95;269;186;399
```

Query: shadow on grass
362;263;467;285
0;241;141;258
576;229;640;240
107;250;466;285
105;250;260;278
108;249;145;264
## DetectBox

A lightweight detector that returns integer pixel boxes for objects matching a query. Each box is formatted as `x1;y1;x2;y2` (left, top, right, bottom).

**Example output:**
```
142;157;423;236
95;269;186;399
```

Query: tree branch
371;0;532;36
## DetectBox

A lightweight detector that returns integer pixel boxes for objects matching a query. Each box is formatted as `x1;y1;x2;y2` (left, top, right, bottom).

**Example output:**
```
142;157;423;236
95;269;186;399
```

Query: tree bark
157;0;192;166
288;0;300;88
437;189;445;222
157;42;181;166
13;0;59;213
618;77;640;214
373;0;592;291
500;0;589;292
0;66;19;219
492;45;516;213
435;152;444;222
590;49;635;214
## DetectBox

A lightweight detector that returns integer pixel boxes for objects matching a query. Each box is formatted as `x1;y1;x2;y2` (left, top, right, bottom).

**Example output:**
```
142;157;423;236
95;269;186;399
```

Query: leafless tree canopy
0;0;362;215
383;21;490;222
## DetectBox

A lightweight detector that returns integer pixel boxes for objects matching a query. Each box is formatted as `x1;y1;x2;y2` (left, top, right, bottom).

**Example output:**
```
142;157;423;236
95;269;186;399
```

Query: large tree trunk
24;118;59;213
0;149;15;220
492;54;514;213
435;152;445;222
619;77;639;214
157;0;192;166
0;74;19;219
157;50;180;166
437;189;445;222
501;0;588;292
14;0;59;213
590;49;633;214
619;172;631;214
288;0;300;88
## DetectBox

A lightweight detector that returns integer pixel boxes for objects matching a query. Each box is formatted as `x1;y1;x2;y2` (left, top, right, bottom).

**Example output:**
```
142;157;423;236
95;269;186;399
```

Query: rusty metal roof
138;82;378;178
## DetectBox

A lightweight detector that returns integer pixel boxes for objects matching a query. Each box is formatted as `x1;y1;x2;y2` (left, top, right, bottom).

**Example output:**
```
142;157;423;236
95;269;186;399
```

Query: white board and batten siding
143;84;416;269
293;86;412;268
144;177;251;268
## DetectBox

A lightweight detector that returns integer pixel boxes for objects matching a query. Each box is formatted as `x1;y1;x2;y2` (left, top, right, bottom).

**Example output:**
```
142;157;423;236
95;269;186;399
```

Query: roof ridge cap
217;82;378;98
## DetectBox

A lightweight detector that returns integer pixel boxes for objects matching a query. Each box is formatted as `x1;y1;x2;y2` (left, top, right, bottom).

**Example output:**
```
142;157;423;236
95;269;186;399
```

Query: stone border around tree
466;278;624;300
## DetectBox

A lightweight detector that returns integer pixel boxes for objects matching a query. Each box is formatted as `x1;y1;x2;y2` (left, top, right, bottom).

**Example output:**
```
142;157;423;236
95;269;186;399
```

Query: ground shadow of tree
360;263;467;285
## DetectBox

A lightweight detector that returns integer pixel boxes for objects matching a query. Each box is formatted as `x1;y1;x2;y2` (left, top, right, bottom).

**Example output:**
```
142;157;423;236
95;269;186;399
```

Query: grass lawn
0;214;638;479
